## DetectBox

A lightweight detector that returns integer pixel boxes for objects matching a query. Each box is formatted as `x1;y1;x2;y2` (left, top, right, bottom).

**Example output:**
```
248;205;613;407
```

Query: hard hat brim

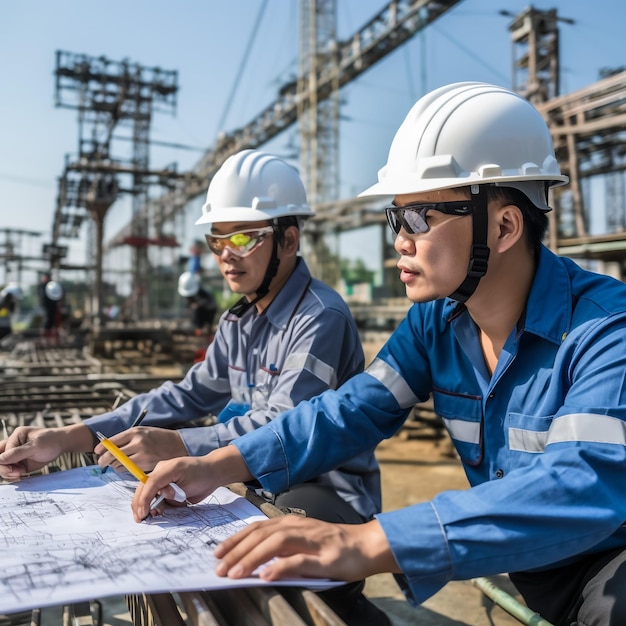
359;174;569;198
195;205;315;226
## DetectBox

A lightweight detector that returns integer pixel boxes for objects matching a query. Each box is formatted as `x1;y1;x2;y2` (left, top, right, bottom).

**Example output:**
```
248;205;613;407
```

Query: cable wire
213;0;269;138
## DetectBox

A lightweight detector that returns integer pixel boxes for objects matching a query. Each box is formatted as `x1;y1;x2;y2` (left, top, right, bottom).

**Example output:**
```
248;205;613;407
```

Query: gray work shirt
85;258;381;520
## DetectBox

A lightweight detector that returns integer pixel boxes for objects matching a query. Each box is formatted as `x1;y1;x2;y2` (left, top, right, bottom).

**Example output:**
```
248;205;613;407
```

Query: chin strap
228;236;281;318
448;185;490;304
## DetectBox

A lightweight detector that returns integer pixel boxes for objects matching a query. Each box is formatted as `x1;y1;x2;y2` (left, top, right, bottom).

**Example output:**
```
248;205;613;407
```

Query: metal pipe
472;577;555;626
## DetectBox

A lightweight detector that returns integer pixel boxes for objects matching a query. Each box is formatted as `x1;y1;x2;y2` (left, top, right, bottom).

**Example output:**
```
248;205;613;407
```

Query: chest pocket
432;388;483;466
220;365;281;423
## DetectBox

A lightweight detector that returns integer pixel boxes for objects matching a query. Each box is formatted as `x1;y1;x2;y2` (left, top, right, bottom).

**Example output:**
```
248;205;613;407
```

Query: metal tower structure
296;0;339;277
0;228;43;286
503;6;573;105
52;51;184;327
503;8;626;276
298;0;339;208
538;72;626;265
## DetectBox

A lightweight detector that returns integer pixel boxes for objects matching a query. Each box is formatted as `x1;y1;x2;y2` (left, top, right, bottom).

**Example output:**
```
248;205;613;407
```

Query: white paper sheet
0;465;339;614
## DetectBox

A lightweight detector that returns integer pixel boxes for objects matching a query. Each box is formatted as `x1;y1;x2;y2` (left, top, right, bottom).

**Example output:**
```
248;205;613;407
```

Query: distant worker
0;149;384;625
177;271;217;336
38;273;64;343
186;239;204;276
0;282;22;341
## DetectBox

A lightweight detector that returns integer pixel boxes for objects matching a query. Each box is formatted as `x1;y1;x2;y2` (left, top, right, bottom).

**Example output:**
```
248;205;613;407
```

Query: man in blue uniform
130;83;626;626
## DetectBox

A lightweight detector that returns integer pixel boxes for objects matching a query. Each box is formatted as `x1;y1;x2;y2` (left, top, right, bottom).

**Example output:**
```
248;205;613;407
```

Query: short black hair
272;215;301;246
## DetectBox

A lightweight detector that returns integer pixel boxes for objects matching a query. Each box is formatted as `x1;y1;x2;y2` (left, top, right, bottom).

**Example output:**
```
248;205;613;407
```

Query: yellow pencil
95;431;188;506
96;431;148;482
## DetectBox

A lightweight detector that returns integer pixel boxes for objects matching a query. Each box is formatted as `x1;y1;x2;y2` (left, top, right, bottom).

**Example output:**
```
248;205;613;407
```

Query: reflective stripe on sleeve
366;358;418;409
549;413;626;446
442;417;481;444
283;353;337;388
200;377;231;394
510;413;626;453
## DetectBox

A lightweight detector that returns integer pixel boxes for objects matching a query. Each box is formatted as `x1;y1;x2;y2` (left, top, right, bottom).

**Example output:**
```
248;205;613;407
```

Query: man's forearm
209;444;255;485
66;423;99;453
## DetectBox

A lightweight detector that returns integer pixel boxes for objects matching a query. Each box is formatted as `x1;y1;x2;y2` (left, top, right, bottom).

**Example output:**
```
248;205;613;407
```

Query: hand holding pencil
131;446;254;524
93;424;188;473
96;432;188;512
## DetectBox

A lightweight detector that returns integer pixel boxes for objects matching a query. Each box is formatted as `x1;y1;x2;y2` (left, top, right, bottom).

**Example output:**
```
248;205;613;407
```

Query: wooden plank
178;593;224;626
126;594;152;626
246;587;308;626
280;589;347;626
64;601;94;626
144;594;186;626
226;483;284;519
0;610;40;626
199;590;269;626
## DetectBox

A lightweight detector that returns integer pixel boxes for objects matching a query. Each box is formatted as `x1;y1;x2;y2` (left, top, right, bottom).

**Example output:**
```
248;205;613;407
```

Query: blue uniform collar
258;257;312;330
446;245;571;346
520;245;572;345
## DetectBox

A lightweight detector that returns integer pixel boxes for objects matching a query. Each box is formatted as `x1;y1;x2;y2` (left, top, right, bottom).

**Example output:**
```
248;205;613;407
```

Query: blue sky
0;0;623;287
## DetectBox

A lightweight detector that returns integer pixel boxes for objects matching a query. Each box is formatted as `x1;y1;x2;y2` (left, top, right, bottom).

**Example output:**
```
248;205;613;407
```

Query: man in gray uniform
0;149;386;624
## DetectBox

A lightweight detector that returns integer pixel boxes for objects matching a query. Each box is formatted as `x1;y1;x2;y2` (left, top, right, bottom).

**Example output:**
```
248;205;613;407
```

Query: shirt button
495;469;504;478
488;392;495;399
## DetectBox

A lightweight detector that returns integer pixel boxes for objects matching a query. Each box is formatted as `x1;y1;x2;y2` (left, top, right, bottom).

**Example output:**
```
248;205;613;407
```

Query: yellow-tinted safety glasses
205;226;274;258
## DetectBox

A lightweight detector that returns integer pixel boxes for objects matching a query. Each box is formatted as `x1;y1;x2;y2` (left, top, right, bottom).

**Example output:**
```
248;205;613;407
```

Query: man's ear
281;225;300;255
494;204;524;253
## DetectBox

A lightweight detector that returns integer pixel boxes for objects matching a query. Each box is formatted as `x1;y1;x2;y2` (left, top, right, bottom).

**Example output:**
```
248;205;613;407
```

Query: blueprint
0;466;337;614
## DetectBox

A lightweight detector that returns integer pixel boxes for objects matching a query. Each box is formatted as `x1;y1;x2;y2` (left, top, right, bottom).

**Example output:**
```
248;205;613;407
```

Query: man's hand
131;446;253;522
94;427;188;472
0;424;94;481
213;516;400;582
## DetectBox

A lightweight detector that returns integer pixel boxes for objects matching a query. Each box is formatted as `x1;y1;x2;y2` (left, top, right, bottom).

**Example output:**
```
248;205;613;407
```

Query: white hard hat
1;282;22;300
195;149;315;225
358;82;569;211
177;271;200;297
45;280;64;301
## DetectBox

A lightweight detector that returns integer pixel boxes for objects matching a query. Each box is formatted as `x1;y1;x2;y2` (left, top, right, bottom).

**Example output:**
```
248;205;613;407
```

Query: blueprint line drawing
0;466;337;614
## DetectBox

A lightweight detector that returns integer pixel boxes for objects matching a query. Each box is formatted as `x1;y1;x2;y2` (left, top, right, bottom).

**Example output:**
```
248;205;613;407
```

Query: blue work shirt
86;258;381;520
234;245;626;604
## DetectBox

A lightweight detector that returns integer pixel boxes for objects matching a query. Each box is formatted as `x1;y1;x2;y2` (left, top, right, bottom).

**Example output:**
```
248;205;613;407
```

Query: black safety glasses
205;226;274;257
385;201;473;235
